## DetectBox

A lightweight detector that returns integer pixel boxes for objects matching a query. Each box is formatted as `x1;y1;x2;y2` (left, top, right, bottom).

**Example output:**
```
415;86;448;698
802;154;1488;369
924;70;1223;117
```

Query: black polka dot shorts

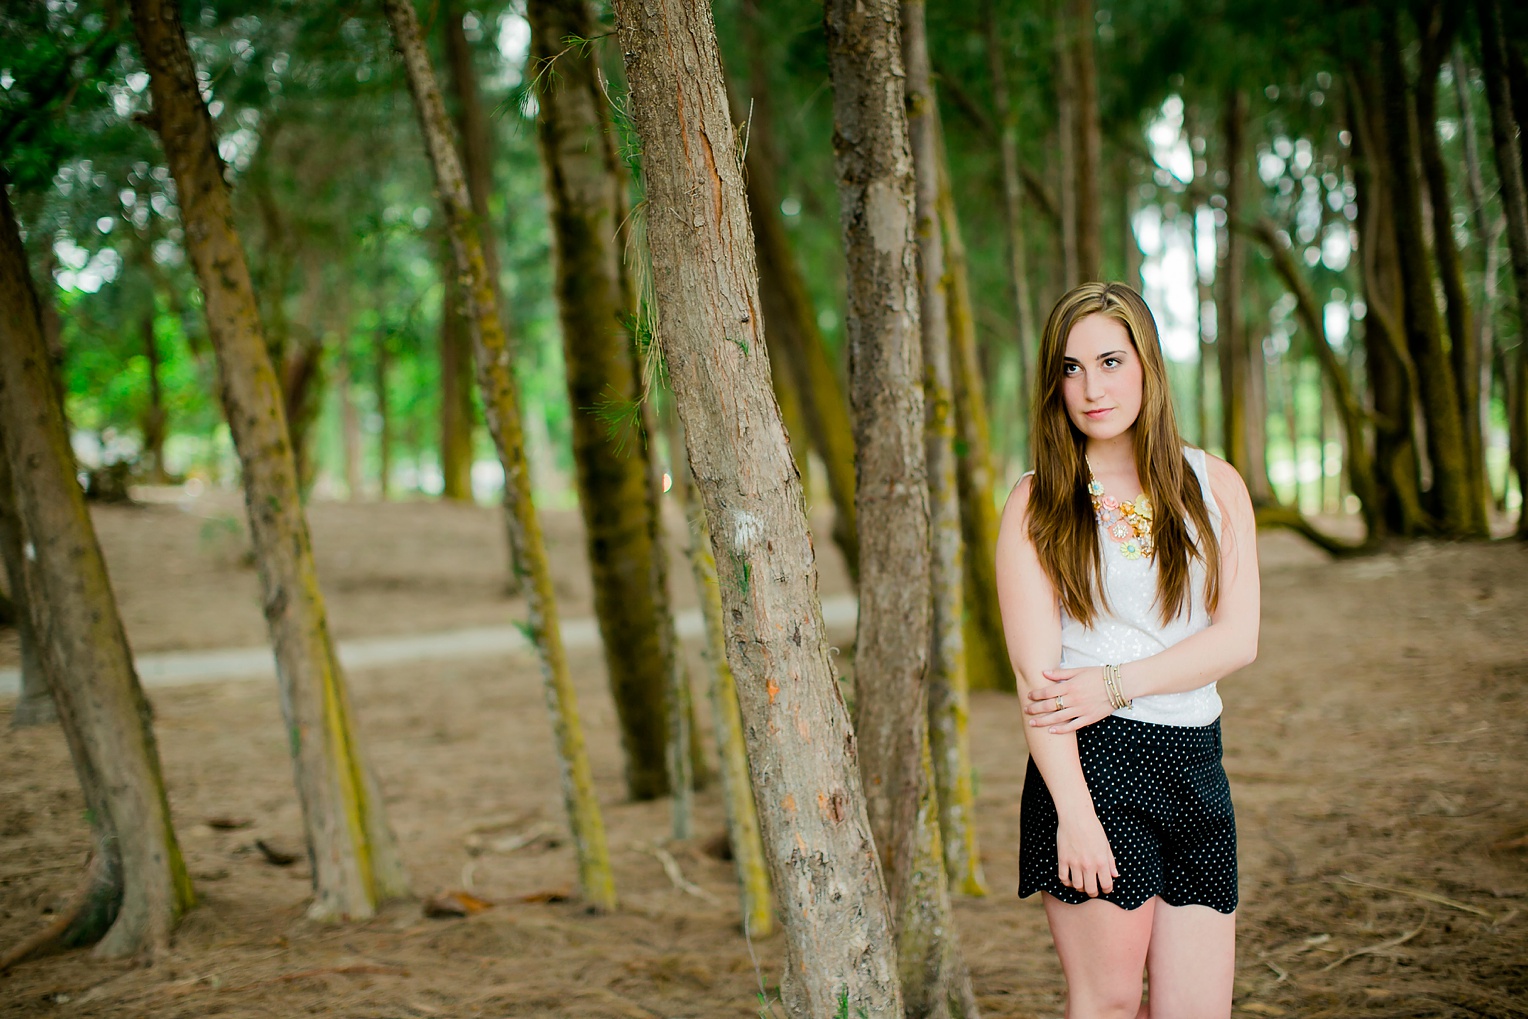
1018;713;1237;913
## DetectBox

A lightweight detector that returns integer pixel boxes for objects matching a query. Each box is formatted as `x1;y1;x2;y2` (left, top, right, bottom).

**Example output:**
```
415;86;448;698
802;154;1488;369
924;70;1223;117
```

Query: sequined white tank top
1058;446;1223;727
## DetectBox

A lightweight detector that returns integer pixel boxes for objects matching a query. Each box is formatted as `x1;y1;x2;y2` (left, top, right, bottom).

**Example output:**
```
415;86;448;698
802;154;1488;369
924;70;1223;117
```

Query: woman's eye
1063;364;1080;376
1103;357;1122;369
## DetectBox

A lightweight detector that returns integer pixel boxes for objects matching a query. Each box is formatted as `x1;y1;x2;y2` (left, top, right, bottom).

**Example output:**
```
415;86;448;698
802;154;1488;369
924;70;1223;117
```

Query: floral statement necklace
1087;462;1154;561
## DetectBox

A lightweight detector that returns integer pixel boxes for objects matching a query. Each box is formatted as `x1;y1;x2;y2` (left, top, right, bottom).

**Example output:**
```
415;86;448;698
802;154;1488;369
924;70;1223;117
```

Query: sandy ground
1;493;1525;1018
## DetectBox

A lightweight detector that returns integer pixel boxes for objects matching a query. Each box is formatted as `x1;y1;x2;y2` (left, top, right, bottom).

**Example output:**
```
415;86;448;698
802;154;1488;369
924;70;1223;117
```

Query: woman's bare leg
1143;902;1236;1019
1043;893;1155;1018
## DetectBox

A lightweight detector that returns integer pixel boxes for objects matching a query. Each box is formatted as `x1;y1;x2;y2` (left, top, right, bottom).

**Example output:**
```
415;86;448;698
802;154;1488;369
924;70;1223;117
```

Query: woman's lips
1085;408;1112;418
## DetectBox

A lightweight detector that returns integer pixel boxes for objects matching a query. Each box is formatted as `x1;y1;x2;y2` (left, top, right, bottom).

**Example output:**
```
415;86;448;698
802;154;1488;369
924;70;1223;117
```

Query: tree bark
375;328;392;501
0;184;194;958
438;245;475;501
131;0;408;920
983;0;1035;444
738;0;860;580
1378;13;1479;536
385;0;617;910
613;0;902;1012
527;0;679;802
0;417;54;727
901;3;985;1011
1347;69;1429;534
1218;90;1273;505
1453;47;1503;501
1415;5;1490;532
140;311;168;482
825;0;932;914
1254;218;1384;541
904;0;987;906
1478;0;1528;536
668;413;774;938
938;121;1015;695
1066;0;1102;282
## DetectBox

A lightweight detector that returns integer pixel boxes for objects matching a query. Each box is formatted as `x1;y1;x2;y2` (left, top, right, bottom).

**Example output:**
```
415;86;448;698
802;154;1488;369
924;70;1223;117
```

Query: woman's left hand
1026;667;1114;733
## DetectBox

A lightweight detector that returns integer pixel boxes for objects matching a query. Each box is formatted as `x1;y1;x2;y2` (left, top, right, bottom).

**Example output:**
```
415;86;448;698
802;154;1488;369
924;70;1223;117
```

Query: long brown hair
1026;282;1221;627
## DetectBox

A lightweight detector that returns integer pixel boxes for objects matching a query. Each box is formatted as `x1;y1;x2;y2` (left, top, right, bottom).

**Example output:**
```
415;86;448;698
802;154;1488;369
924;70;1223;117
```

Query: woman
995;282;1260;1018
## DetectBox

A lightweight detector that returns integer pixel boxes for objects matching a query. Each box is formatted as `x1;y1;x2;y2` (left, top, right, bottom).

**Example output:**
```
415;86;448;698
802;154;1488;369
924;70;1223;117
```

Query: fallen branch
1319;924;1423;971
0;851;103;972
632;842;720;905
1337;874;1496;920
220;963;409;992
1254;505;1369;557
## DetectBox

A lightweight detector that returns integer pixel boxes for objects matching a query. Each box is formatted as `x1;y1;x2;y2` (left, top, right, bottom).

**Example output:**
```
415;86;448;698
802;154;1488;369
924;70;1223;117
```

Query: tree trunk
613;0;902;1012
385;0;617;910
1416;6;1490;532
1348;69;1429;534
439;0;501;511
339;345;364;500
438;254;475;502
527;0;678;802
1453;47;1504;500
0;418;54;728
937;130;1015;695
668;412;774;938
1478;0;1528;536
738;0;860;580
375;325;392;500
825;0;931;917
1378;14;1479;536
1218;90;1274;505
0;185;194;958
132;0;408;920
983;0;1035;446
1254;219;1384;541
904;0;986;907
1067;0;1102;282
1194;205;1216;452
141;311;168;482
1053;8;1079;289
284;256;328;495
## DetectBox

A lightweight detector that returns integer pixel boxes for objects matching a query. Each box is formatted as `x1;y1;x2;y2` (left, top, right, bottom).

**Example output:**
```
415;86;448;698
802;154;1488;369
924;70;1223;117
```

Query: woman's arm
996;476;1118;897
1025;454;1261;734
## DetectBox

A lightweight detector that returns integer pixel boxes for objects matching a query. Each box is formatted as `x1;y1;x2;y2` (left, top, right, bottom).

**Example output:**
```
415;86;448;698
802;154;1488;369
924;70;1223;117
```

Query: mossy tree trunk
1065;0;1102;283
900;3;985;1012
1217;90;1274;506
1479;0;1528;537
1348;67;1429;534
938;121;1015;695
0;184;194;958
613;0;902;1011
904;0;987;905
983;0;1035;443
385;0;617;910
131;0;408;921
1254;218;1384;543
738;0;860;580
526;0;676;802
1416;6;1489;527
1378;12;1480;537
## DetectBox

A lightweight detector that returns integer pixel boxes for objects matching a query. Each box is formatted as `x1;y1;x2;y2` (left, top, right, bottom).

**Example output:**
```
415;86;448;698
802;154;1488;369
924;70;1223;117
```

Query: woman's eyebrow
1094;349;1127;361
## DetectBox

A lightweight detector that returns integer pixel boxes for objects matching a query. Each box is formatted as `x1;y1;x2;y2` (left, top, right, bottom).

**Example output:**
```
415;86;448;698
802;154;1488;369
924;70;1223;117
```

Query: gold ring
1055;696;1065;711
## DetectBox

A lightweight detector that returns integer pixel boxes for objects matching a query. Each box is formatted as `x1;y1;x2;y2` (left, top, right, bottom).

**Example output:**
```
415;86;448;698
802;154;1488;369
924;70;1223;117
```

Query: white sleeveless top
1057;446;1223;727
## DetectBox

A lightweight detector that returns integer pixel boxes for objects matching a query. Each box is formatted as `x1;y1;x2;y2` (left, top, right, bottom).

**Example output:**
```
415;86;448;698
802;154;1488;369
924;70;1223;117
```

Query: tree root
0;851;107;972
1253;505;1372;557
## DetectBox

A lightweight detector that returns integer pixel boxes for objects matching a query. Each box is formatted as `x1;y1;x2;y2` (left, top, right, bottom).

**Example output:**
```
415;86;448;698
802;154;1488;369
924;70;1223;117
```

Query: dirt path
1;497;1525;1018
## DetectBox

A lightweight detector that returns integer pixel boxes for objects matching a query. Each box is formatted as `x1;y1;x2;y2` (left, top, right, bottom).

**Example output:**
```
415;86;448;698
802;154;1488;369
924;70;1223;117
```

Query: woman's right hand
1056;812;1118;897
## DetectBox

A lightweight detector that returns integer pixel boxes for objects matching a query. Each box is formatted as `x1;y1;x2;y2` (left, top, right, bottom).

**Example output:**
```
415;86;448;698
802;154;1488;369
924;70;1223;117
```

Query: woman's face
1061;313;1144;445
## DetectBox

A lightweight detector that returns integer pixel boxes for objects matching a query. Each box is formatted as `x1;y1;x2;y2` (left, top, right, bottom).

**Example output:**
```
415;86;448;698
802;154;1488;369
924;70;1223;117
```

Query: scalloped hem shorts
1018;713;1238;914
